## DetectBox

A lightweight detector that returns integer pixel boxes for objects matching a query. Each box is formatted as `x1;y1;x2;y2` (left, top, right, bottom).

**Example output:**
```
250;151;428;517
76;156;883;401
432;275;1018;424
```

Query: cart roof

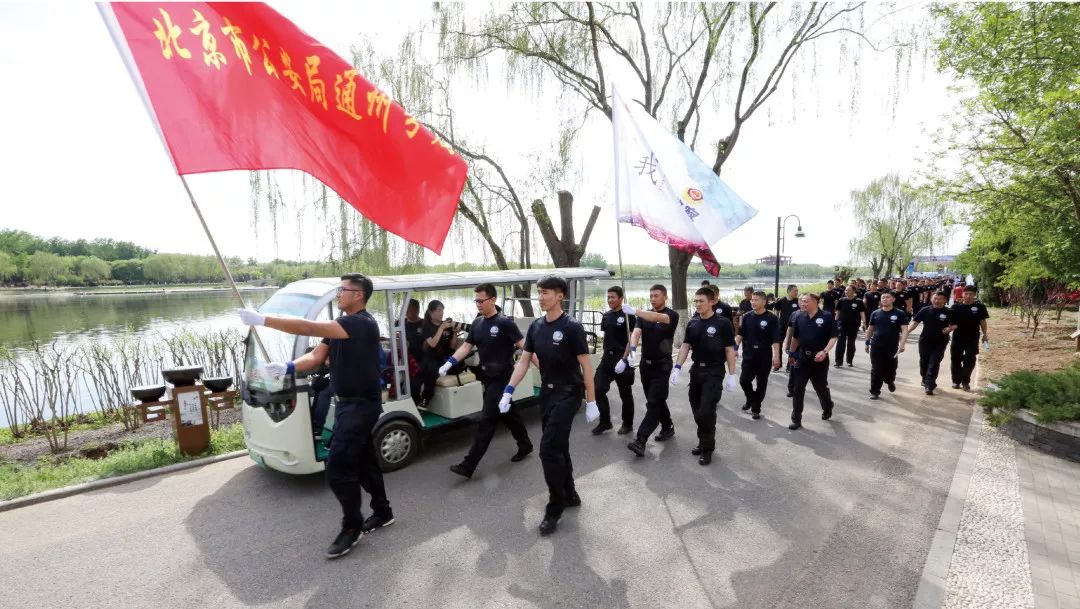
277;267;615;297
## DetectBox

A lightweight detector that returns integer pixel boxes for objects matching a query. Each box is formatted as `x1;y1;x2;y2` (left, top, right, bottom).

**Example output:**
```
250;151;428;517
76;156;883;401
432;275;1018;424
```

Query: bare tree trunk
532;191;601;268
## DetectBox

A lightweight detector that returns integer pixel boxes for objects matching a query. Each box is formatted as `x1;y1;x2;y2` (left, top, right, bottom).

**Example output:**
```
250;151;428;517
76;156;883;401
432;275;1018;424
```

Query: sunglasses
473;296;495;305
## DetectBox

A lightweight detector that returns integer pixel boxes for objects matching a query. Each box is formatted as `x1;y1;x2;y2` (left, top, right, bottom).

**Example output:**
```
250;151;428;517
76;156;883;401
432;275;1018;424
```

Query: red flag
100;2;467;254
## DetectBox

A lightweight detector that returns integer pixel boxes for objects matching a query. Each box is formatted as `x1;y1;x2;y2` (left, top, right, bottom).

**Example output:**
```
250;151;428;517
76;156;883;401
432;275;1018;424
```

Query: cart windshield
243;291;318;391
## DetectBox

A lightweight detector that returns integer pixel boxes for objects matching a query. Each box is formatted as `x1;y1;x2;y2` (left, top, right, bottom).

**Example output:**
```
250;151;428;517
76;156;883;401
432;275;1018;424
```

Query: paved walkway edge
912;401;983;609
0;449;249;513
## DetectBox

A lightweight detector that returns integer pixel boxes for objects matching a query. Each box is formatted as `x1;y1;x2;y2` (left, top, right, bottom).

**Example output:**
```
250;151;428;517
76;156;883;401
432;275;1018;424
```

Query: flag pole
178;175;271;361
610;86;632;349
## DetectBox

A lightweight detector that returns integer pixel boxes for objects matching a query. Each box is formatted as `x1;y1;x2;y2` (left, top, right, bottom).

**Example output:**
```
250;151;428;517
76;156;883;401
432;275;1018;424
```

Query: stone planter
995;407;1080;462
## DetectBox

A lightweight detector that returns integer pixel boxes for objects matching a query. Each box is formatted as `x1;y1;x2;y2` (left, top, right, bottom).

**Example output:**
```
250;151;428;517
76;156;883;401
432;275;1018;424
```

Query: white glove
585;400;599;423
724;375;738;391
669;366;682;385
626;348;637;367
498;388;513;413
438;361;453;376
622;304;637;316
264;362;290;378
614;358;628;374
238;308;266;326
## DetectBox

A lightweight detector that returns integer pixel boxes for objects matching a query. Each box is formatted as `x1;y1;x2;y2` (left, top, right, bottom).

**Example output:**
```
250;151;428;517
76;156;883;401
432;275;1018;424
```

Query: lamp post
774;215;805;297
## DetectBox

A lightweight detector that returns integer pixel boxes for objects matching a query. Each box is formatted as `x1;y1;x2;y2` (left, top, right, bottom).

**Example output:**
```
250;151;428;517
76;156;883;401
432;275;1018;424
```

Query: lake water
0;276;824;425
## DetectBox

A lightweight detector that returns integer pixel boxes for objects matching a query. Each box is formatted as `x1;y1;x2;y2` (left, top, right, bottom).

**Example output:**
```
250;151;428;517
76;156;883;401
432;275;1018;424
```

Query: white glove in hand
264;362;289;378
438;362;452;376
614;359;628;374
498;392;513;414
724;375;738;391
669;367;682;385
622;304;637;316
584;400;599;423
238;308;266;326
626;349;637;366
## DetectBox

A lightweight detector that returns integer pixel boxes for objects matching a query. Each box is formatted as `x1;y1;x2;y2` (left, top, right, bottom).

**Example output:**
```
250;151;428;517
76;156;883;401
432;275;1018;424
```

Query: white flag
612;87;757;274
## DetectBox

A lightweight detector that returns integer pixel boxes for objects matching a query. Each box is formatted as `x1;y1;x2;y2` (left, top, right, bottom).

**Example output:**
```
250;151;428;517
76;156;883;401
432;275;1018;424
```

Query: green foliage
981;364;1080;425
25;251;72;285
0;229;153;261
581;252;607;269
109;259;144;284
0;251;16;281
0;423;245;501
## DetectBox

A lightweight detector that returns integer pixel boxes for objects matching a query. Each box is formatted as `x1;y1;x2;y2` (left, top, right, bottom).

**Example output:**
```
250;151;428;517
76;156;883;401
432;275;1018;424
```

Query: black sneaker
627;439;646;457
591;421;613;435
962;383;971;392
698;451;713;465
449;462;473;479
361;513;395;533
690;445;703;456
654;426;675;442
752;412;762;420
325;528;362;559
833;363;842;369
925;387;934;396
847;363;854;367
566;490;581;507
539;517;559;536
788;422;802;430
616;424;633;435
952;383;961;389
822;409;832;421
887;382;896;393
741;403;751;411
510;444;533;462
869;393;880;401
786;391;794;398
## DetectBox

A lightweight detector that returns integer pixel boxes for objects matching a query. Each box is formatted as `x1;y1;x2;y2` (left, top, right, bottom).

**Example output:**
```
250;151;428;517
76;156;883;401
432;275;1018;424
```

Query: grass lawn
0;423;245;501
0;411;116;445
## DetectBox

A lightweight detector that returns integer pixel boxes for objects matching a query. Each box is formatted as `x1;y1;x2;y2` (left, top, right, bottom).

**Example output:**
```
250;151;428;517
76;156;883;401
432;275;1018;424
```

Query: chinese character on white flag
612;86;757;275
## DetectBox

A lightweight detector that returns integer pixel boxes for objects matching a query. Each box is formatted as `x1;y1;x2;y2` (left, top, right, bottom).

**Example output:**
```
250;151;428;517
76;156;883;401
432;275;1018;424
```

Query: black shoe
887;382;896;393
325;528;362;558
786;391;794;398
591;421;613;435
510;444;533;462
654;426;675;442
566;490;581;507
690;445;703;456
847;362;854;367
833;363;842;369
869;393;880;401
449;462;473;479
361;513;395;533
962;383;971;392
616;424;633;435
952;383;961;389
698;451;713;465
822;409;832;421
752;412;762;420
788;422;802;430
741;402;751;411
627;439;646;457
539;517;559;536
925;387;934;396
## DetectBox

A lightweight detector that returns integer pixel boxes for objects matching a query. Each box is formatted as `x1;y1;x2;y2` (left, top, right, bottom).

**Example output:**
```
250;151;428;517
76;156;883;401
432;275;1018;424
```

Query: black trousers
835;326;859;366
326;399;392;529
739;356;772;414
689;365;725;452
594;355;635;427
412;357;441;406
635;359;674;442
461;374;532;471
538;385;581;519
950;338;979;385
791;355;833;424
919;341;948;389
869;346;899;395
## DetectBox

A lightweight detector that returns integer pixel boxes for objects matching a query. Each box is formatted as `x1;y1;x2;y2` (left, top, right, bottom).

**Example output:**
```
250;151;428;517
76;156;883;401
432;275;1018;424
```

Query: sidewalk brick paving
1018;444;1080;609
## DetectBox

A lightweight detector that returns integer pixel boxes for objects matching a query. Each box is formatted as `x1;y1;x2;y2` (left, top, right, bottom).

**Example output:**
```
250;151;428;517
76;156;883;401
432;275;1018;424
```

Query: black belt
335;395;379;403
603;350;624;358
641;358;671;365
798;349;818;356
692;361;720;367
541;382;580;389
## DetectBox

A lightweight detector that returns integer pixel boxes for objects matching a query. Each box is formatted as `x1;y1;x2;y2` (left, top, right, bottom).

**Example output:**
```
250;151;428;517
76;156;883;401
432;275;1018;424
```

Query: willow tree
435;2;910;334
847;174;951;278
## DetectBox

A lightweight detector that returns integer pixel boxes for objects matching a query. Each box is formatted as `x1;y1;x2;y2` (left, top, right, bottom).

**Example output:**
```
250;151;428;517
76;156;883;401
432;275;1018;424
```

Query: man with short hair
502;275;597;536
441;283;533;478
626;284;679;454
591;286;636;435
908;291;956;395
949;285;990;391
787;293;837;430
736;290;782;419
834;285;867;368
239;273;394;559
736;285;754;327
865;291;911;400
709;284;735;325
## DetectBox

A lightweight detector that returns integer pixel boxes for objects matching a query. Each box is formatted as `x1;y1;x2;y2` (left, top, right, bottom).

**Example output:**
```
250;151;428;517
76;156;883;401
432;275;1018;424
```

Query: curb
0;449;249;514
912;360;985;609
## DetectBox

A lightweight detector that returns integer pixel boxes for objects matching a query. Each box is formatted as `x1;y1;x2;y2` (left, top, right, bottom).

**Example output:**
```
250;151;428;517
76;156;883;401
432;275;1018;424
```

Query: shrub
981;364;1080;425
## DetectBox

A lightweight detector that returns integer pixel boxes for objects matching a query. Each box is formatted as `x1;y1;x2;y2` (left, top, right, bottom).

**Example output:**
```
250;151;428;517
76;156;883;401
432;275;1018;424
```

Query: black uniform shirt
685;313;735;365
600;308;636;358
869;307;910;349
950;301;990;342
639;307;679;362
738;310;781;360
821;289;838;312
467;313;523;374
524;312;589;386
865;289;881;314
714;301;735;324
404;319;424;361
915;305;954;346
791;309;836;352
773;297;800;329
422;319;454;362
738;298;753;314
322;310;383;401
893;291;909;313
837;297;866;328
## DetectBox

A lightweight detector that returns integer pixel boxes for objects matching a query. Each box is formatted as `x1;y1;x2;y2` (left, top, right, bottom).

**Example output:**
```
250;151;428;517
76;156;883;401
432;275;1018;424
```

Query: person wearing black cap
736;290;782;420
441;283;533;479
500;275;596;536
626;284;679;455
834;285;867;368
786;293;837;430
591;286;636;435
949;284;990;391
908;291;956;395
238;273;393;559
865;291;911;400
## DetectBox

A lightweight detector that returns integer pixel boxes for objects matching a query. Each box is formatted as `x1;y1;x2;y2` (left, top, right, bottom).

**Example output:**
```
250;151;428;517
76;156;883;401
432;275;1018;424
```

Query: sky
0;1;968;269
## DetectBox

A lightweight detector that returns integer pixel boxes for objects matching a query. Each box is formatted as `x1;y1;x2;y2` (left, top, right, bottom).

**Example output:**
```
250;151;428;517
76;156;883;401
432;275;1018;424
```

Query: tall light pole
774;215;805;297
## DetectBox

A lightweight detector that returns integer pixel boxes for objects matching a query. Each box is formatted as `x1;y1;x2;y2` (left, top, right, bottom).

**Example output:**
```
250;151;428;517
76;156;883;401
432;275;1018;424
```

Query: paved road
1;336;973;609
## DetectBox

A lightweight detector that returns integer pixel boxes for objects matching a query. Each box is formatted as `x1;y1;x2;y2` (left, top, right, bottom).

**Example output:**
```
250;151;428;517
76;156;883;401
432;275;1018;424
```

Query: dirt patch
980;307;1080;382
0;407;243;465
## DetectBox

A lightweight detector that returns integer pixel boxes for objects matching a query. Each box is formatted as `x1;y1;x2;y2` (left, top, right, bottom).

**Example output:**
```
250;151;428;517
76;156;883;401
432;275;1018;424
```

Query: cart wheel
373;420;420;472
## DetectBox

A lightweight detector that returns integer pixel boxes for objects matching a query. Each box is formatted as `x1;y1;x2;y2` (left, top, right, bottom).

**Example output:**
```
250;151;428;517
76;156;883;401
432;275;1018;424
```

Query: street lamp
774;215;805;297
